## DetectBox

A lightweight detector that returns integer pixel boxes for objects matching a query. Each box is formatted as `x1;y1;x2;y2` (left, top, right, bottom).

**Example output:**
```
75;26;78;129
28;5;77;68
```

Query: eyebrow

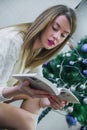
55;22;70;34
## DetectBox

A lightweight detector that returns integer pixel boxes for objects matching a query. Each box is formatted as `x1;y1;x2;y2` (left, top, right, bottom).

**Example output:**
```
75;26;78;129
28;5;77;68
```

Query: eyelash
61;34;65;38
52;26;58;31
52;26;66;38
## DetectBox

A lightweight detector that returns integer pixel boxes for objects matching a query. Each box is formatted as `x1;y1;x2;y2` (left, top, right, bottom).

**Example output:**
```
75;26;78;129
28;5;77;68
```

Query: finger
48;97;65;109
20;81;51;98
48;97;62;109
49;95;66;107
21;81;49;94
31;94;51;98
27;87;50;95
30;89;50;97
21;86;50;98
50;95;62;102
22;80;30;86
65;101;69;105
19;81;30;90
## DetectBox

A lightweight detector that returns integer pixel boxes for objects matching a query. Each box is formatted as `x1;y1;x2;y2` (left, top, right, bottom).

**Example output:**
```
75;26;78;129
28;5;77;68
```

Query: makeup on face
39;15;71;50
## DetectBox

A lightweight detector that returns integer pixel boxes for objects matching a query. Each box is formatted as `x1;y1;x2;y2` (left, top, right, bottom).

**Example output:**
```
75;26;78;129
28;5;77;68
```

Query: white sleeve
30;65;43;76
0;27;23;102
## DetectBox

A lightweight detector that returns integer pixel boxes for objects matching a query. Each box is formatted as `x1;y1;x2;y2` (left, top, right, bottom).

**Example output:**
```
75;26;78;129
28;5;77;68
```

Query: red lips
48;40;54;46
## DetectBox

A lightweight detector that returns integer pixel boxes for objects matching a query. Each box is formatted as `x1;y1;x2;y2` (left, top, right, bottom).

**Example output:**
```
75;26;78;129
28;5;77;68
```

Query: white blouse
0;27;23;86
0;27;42;102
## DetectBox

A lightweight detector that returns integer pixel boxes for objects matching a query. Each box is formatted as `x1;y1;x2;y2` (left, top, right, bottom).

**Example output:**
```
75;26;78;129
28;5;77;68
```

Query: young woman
0;4;77;130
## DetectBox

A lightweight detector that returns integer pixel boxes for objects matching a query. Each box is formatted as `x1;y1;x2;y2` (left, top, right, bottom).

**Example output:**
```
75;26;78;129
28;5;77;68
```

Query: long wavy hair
17;4;77;71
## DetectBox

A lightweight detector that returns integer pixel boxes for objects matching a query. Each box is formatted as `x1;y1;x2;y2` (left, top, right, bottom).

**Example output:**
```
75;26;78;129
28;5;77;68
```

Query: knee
21;114;35;130
9;112;35;130
40;98;50;108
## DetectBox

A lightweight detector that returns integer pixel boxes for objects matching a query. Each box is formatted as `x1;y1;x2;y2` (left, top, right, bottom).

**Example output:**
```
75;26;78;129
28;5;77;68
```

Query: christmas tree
38;37;87;129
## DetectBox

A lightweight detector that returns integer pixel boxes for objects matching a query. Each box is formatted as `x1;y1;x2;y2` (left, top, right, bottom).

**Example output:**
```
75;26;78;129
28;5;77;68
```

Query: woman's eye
61;33;67;38
52;26;58;31
61;34;65;38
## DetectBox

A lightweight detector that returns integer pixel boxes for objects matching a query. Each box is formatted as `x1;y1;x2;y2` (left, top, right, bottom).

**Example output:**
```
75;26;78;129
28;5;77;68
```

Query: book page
12;73;58;95
57;88;80;103
12;73;80;103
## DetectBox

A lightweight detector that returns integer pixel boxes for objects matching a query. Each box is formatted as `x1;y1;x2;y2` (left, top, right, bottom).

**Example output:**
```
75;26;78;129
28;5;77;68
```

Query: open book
12;73;80;103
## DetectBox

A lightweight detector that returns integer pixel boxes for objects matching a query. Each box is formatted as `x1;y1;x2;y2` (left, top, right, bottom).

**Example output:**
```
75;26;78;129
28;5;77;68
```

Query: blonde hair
17;5;77;71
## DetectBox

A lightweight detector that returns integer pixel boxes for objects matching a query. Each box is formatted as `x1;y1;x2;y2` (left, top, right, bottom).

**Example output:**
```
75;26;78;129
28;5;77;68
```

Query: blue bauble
81;44;87;53
80;126;87;130
83;70;87;75
69;61;75;65
66;115;77;126
43;61;49;67
82;59;87;64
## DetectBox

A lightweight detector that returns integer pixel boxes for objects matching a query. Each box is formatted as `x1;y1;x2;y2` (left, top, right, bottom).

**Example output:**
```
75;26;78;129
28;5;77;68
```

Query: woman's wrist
0;87;13;102
2;86;21;99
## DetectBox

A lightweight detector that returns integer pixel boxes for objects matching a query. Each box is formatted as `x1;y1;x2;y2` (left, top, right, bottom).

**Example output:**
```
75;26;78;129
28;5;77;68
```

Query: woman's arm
2;81;50;100
4;94;28;103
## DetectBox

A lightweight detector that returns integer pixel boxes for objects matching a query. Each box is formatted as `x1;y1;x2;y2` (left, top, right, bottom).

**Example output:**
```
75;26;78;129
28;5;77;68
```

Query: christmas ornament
67;106;73;113
82;70;87;75
70;86;76;91
81;44;87;53
80;85;86;90
82;59;87;64
83;98;87;104
80;126;87;130
66;52;71;57
56;65;60;68
66;115;77;126
78;57;82;61
69;61;75;65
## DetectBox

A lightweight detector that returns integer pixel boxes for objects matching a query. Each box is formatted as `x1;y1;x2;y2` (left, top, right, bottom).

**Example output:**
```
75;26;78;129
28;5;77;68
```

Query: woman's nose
53;31;61;41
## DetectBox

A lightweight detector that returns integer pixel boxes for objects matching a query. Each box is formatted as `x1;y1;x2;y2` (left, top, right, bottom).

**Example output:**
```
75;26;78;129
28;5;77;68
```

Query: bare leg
20;97;50;129
3;95;50;130
20;97;41;114
4;94;41;130
0;103;35;130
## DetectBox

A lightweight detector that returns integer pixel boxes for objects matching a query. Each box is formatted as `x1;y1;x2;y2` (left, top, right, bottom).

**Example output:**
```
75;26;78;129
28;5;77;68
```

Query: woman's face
40;15;71;50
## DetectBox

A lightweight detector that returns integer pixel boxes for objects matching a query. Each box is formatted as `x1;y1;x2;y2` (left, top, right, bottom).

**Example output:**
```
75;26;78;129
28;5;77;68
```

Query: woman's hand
39;97;68;110
17;80;50;98
48;95;68;110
